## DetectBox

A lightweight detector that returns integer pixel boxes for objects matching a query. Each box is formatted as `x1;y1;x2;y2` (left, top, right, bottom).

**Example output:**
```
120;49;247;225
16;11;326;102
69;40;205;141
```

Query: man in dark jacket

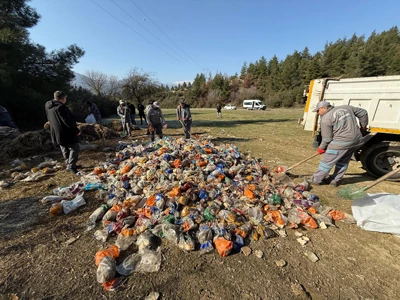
45;91;80;174
128;103;136;125
138;103;147;125
86;101;102;123
176;99;192;139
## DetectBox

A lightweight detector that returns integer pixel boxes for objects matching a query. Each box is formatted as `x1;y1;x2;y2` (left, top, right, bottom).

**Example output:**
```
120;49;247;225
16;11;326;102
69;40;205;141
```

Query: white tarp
352;193;400;235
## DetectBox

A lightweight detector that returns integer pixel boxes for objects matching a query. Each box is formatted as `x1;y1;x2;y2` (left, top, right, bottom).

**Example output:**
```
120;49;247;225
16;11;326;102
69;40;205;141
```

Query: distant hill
71;72;88;88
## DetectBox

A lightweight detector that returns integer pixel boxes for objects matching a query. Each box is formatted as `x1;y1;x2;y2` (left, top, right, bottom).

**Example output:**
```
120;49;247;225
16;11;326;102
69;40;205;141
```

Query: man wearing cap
45;91;80;174
176;99;192;139
146;101;166;142
311;101;368;186
117;100;132;136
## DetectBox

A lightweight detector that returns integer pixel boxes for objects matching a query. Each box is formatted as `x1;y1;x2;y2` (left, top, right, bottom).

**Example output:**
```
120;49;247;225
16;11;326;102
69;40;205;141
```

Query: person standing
176;99;192;139
146;101;166;142
86;101;102;123
217;104;222;118
138;103;146;125
128;102;136;125
45;91;80;174
311;101;369;187
0;106;18;129
117;100;132;136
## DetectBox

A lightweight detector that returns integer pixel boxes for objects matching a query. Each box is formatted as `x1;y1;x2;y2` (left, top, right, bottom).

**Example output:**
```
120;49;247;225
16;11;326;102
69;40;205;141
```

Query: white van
242;100;266;110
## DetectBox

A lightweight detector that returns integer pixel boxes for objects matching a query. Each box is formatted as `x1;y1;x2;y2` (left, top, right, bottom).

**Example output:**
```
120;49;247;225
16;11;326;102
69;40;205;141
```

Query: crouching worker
311;101;368;187
146;101;166;142
45;91;80;174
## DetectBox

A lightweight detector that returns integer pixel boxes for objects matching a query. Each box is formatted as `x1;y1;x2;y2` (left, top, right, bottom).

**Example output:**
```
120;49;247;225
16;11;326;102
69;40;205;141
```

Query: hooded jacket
319;105;368;150
45;100;79;146
176;104;192;123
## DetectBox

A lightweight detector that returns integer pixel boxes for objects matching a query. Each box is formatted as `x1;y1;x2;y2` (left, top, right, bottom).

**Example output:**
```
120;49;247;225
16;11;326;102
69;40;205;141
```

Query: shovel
285;153;320;173
337;167;400;200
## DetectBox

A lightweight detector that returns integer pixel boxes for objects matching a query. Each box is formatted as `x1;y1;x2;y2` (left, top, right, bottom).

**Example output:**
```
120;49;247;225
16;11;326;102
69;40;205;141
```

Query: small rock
241;246;252;256
294;231;303;237
275;259;287;267
302;236;310;242
319;222;327;229
304;251;319;262
291;283;310;299
254;250;264;259
65;235;80;245
145;292;160;300
277;229;287;237
297;237;308;246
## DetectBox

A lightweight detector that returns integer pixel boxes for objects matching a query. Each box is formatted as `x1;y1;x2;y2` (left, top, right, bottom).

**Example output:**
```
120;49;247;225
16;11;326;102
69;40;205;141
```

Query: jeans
60;143;80;170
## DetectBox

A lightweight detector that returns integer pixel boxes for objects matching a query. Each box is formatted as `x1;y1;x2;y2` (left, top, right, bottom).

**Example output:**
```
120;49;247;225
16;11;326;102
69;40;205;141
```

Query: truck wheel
360;141;400;181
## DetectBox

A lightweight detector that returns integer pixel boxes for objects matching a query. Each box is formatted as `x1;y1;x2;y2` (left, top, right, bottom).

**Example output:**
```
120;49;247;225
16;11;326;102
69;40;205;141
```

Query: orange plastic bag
234;228;247;238
329;210;345;221
214;237;233;257
197;160;207;167
247;184;256;191
120;228;136;237
168;187;181;197
301;216;318;229
173;159;182;168
308;207;317;214
244;189;255;199
95;245;120;266
204;147;213;154
121;165;131;174
265;210;286;228
108;170;116;175
110;204;122;213
145;195;156;207
94;167;106;175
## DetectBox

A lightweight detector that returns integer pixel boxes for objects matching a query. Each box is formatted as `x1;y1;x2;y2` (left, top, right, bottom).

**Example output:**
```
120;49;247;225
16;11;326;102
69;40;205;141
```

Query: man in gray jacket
146;101;166;142
311;101;368;186
117;100;132;136
176;99;192;139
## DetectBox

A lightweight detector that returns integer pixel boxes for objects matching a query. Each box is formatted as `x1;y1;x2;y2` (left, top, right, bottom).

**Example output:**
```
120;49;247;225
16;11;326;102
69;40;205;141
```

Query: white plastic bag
62;193;86;214
352;193;400;234
85;113;96;124
116;247;161;275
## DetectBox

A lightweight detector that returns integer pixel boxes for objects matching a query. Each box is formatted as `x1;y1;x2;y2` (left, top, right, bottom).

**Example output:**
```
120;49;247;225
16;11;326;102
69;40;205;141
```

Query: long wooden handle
286;153;320;171
364;167;400;191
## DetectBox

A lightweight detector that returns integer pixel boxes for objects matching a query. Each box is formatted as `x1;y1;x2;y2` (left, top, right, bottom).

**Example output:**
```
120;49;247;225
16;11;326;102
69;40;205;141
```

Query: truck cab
301;76;400;180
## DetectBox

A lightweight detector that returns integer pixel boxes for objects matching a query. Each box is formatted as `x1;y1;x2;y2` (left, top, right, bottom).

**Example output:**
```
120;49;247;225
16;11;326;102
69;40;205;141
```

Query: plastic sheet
352;193;400;234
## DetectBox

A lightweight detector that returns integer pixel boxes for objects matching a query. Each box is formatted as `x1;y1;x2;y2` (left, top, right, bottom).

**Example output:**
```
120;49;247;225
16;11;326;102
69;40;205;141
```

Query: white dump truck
301;75;400;179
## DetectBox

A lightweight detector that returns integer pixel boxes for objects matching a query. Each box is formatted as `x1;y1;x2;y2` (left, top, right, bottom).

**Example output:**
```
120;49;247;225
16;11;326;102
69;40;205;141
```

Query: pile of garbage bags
40;137;353;291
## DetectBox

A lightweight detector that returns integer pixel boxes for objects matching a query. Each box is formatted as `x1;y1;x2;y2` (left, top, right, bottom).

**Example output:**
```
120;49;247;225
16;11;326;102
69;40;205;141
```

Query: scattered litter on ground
38;136;352;290
65;235;80;245
241;246;252;256
304;251;319;263
145;292;160;300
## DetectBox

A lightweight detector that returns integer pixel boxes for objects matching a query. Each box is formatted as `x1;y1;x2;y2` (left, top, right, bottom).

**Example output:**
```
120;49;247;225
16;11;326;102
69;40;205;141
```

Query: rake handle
363;167;400;191
286;153;320;171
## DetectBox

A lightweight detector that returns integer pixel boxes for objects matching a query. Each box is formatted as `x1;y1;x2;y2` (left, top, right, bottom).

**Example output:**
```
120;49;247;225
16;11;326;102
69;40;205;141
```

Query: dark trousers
181;120;192;139
130;114;136;125
150;123;163;142
139;114;147;125
60;143;80;170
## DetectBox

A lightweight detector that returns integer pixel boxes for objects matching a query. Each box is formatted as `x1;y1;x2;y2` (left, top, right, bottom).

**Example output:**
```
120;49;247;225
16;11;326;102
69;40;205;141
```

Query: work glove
317;148;326;155
360;126;369;136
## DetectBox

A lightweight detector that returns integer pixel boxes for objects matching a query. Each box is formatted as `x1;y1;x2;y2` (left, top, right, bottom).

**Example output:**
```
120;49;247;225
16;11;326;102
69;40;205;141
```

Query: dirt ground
1;108;399;300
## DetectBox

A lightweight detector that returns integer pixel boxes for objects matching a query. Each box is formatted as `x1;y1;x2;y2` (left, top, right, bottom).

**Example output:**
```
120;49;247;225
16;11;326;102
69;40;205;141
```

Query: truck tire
360;141;400;181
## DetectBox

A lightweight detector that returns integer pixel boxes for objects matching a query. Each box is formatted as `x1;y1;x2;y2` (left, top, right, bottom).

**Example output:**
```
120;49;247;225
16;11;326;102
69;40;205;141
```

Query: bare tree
122;68;159;104
83;70;108;96
105;75;121;98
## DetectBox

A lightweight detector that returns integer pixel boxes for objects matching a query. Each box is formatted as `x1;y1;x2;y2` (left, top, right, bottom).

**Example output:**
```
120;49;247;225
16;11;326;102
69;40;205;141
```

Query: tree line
1;0;399;128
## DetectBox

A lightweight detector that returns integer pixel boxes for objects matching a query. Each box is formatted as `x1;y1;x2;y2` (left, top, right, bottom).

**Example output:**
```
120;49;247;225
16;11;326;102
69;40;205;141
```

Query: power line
129;0;204;69
110;0;198;68
89;0;181;62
